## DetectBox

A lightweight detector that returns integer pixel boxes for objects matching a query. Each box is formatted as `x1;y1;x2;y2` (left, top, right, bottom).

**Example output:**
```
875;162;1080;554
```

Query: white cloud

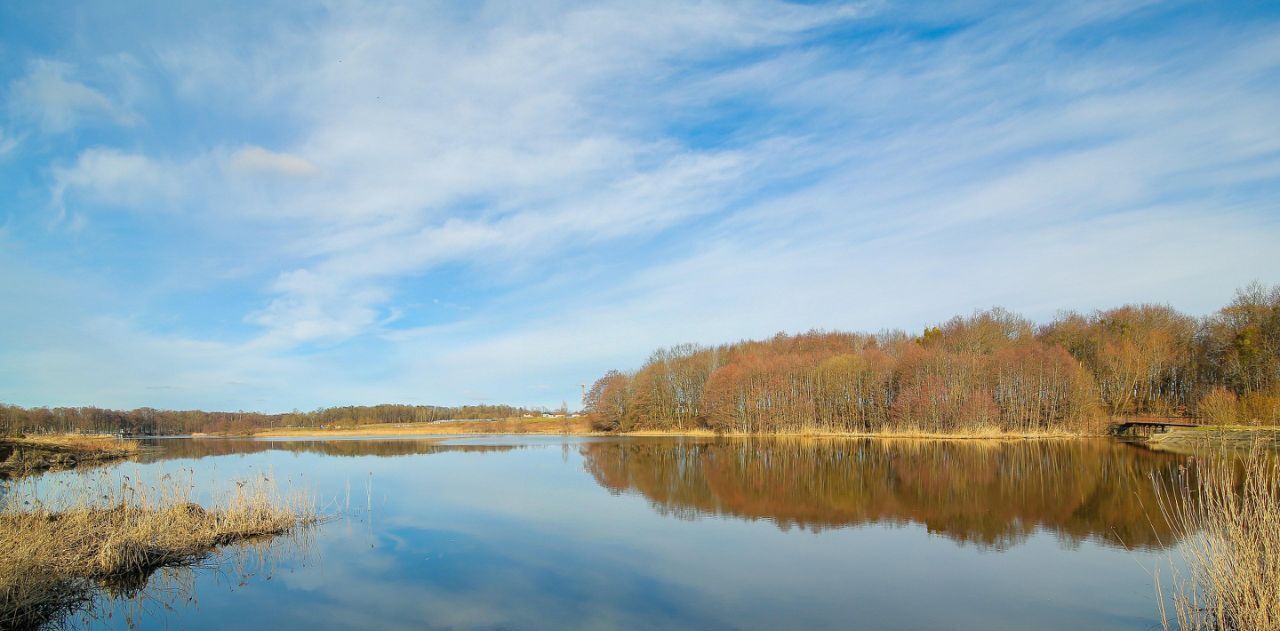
6;60;138;133
51;148;183;218
0;128;18;158
4;1;1280;409
229;145;319;177
126;2;853;345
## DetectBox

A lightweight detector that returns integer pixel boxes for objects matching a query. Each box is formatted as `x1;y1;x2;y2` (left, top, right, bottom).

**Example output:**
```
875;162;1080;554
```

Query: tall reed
1156;447;1279;630
0;470;317;629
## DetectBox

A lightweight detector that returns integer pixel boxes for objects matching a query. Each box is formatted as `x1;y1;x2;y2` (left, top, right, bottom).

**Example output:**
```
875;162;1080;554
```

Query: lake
15;436;1195;630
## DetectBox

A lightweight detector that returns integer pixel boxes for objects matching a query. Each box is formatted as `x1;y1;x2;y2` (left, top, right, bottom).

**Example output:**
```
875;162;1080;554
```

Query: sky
1;1;1278;412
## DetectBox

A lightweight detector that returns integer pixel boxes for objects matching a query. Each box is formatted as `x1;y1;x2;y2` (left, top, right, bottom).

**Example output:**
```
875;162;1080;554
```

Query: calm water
17;436;1196;630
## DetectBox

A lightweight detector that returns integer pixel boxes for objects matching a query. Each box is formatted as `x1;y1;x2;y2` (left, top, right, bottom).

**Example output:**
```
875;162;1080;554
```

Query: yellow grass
240;418;1089;441
614;428;722;437
1;434;141;479
243;416;594;437
614;426;1087;440
1155;446;1280;630
5;434;140;455
1152;425;1280;435
0;472;317;629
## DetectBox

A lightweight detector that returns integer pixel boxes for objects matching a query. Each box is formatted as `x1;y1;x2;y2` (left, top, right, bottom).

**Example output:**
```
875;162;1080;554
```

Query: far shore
203;417;1280;446
212;418;1099;441
23;418;1277;446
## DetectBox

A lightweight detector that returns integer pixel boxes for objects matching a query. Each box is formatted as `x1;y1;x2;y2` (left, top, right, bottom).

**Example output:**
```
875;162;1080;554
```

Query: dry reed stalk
1156;446;1280;630
0;471;317;629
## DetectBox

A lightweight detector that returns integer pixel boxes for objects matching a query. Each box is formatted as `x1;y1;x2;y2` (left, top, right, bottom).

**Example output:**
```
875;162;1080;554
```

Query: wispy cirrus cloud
6;59;139;134
51;148;181;219
0;128;18;158
0;1;1278;411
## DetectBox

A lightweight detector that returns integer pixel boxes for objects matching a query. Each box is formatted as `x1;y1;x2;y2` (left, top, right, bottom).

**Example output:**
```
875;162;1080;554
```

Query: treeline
0;403;539;437
584;284;1280;434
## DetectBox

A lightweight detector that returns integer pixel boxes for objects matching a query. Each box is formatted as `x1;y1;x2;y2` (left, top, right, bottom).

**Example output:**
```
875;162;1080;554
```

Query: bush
1197;388;1239;426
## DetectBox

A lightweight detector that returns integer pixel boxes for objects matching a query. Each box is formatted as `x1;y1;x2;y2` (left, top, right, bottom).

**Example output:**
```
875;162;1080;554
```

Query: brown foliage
1198;388;1240;426
586;285;1280;433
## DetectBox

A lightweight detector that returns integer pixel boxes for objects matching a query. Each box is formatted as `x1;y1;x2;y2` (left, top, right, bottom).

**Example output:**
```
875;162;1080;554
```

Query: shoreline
184;419;1280;445
1144;425;1280;454
217;419;1102;441
0;435;139;478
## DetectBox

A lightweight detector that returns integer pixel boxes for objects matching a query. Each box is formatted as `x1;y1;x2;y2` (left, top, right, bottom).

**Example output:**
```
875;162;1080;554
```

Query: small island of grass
0;435;140;478
0;474;318;629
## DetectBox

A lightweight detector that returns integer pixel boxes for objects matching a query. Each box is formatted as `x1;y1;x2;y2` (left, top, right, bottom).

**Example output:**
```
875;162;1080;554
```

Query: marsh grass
1155;446;1280;630
615;426;1086;440
0;435;140;480
242;417;1090;440
0;470;318;629
248;416;593;437
6;435;141;455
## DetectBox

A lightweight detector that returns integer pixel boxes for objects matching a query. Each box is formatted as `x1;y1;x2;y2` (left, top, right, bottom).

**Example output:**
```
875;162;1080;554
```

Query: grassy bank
239;418;1092;441
1157;446;1279;630
240;416;594;437
0;473;317;629
613;426;1089;440
0;435;139;477
229;415;1280;442
1146;426;1280;454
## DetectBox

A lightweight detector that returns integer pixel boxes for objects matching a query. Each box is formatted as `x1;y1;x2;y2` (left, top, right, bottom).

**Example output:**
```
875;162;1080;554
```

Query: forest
583;284;1280;434
0;403;538;436
4;284;1277;438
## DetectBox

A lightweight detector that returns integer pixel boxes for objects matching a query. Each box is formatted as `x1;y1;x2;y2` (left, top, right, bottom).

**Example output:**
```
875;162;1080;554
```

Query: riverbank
0;473;317;629
620;427;1091;440
232;418;1095;440
0;435;139;477
214;416;1280;445
234;416;595;437
1145;425;1280;453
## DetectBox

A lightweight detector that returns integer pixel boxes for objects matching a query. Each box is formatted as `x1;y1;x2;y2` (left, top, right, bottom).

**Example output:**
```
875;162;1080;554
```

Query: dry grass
246;416;593;437
1153;425;1280;434
246;418;1089;440
0;472;317;629
614;428;722;437
794;426;1086;440
4;434;139;455
1;435;140;479
615;426;1087;440
1155;446;1280;630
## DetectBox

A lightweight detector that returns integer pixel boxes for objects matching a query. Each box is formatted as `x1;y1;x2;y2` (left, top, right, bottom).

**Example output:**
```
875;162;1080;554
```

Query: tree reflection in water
581;438;1190;550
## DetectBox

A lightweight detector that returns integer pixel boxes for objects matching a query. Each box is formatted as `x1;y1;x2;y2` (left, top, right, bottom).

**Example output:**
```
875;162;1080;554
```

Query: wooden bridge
1108;419;1200;437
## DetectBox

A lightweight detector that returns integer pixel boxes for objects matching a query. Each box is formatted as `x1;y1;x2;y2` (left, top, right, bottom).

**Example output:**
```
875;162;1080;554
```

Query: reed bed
1156;447;1280;631
0;471;317;629
615;426;1086;440
248;416;593;437
5;435;141;455
0;435;140;479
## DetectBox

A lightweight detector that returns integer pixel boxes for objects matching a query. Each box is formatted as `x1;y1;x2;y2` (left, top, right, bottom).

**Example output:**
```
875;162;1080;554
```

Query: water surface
18;436;1192;630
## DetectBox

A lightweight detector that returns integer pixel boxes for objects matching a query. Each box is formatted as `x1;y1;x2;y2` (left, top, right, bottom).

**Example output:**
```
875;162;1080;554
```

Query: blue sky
1;1;1278;412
